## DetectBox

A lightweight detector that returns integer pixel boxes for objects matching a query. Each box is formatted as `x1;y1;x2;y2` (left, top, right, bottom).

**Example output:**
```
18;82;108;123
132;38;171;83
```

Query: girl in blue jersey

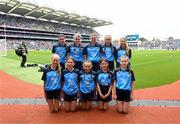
52;34;68;70
62;58;79;112
68;33;84;71
41;54;62;113
102;35;117;71
96;60;113;111
113;55;135;114
83;33;102;72
79;61;96;110
116;37;131;68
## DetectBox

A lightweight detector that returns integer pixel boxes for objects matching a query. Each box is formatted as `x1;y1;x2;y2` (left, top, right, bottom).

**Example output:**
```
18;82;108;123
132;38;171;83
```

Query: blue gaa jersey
114;69;135;91
116;47;132;63
68;44;84;62
102;45;116;61
62;69;79;95
41;66;61;91
96;70;113;86
52;43;68;63
117;48;126;63
79;71;96;94
83;43;102;62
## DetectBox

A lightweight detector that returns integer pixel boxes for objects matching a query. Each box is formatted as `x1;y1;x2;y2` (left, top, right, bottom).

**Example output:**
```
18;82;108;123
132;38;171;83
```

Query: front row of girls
52;33;131;72
42;54;135;114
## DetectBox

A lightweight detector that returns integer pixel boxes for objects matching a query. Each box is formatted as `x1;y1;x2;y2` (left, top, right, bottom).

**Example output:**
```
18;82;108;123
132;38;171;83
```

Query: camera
38;64;49;72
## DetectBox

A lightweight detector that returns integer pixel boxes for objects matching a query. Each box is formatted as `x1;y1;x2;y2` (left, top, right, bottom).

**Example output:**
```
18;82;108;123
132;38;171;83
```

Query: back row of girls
52;33;131;72
42;54;135;114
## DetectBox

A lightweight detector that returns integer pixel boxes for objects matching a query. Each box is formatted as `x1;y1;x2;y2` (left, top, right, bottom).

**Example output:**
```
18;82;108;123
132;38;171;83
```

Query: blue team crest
73;48;76;52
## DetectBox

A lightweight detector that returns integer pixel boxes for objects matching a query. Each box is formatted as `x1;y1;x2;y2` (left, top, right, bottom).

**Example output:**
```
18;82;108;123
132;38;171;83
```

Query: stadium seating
0;14;99;50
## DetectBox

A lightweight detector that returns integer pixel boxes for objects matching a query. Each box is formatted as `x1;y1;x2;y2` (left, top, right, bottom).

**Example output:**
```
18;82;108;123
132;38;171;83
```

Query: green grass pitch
0;50;179;89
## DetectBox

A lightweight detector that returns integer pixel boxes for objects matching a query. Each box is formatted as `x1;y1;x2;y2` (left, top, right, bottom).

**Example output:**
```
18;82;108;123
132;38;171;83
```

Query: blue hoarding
126;34;139;41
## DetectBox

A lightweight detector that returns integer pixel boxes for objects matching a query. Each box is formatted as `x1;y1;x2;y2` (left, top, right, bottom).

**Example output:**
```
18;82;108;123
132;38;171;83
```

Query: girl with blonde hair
116;37;132;68
41;54;62;113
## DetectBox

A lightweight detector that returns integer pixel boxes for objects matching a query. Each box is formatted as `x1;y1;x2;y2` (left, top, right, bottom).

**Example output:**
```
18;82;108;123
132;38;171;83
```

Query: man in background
18;42;28;67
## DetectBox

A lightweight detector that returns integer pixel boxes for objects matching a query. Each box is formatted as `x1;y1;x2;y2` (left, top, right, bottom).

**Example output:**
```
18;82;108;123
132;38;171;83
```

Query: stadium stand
0;0;112;50
0;14;95;50
138;38;180;50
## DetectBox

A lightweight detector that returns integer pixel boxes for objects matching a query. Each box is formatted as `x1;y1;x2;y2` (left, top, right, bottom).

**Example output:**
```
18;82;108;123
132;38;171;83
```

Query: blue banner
126;34;139;41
